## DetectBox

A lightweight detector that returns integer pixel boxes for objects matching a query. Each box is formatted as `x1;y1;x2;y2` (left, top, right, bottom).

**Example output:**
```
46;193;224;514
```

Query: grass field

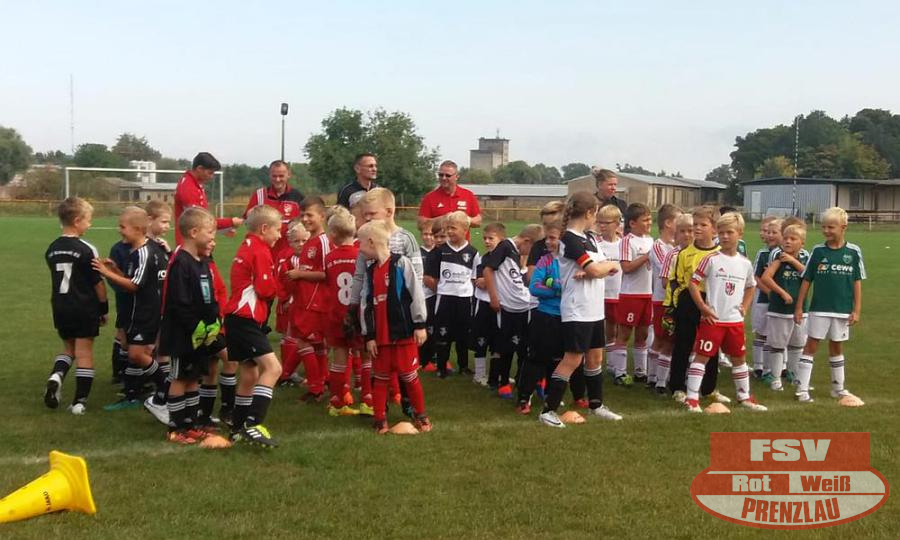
0;215;897;539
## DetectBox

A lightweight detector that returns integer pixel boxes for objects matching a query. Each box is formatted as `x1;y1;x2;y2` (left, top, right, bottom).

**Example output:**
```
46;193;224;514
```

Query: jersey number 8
336;272;353;306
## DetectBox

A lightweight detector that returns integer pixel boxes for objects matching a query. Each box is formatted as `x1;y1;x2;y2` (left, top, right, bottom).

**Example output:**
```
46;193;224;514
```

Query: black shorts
529;310;563;362
127;324;159;346
53;308;100;340
425;295;437;335
225;314;273;363
434;295;471;343
495;309;529;355
169;352;210;381
561;320;605;353
470;299;498;350
114;293;133;330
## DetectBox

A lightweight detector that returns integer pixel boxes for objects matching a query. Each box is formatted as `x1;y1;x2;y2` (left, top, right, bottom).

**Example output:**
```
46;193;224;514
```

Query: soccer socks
768;349;785;383
648;350;659;384
787;346;803;376
583;365;605;409
399;370;426;416
796;354;814;393
110;339;123;380
633;346;648;378
686;361;705;401
315;345;329;392
73;367;94;405
474;356;487;382
829;355;845;394
360;356;373;405
655;354;671;388
542;373;569;413
218;373;237;414
731;363;750;402
372;373;390;422
608;344;627;377
298;346;323;394
279;336;298;380
232;394;252;430
328;357;349;408
123;362;144;400
184;390;199;428
762;344;772;374
569;363;586;400
51;354;73;379
246;385;274;427
498;353;514;387
159;362;171;403
752;337;765;372
145;360;168;406
198;384;218;424
167;395;186;432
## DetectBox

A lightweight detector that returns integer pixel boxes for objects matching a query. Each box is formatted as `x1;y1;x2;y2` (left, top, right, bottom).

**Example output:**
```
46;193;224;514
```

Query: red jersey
324;243;360;329
243;185;303;254
274;245;299;333
372;259;392;345
292;233;332;314
173;170;234;246
224;234;277;324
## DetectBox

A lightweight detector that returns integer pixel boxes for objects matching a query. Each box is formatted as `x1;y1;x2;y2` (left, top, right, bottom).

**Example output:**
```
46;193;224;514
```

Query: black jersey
482;238;532;313
46;235;103;318
124;238;168;333
527;238;549;267
158;249;220;358
425;241;479;298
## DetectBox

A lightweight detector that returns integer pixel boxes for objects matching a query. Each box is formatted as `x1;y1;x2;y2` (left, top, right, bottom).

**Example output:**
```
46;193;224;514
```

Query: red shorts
693;322;746;357
290;312;325;344
652;302;666;337
604;300;619;324
326;332;364;350
274;299;291;334
617;296;653;327
372;341;420;375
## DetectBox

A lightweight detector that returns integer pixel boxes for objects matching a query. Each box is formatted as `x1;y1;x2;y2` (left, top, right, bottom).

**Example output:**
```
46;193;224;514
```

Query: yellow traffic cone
0;451;96;523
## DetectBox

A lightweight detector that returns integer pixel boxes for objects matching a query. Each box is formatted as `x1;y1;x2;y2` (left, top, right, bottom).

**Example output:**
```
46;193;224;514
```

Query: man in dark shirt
337;153;378;208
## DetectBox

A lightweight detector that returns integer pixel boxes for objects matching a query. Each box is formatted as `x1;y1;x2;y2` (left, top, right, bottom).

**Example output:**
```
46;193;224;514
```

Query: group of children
43;185;866;444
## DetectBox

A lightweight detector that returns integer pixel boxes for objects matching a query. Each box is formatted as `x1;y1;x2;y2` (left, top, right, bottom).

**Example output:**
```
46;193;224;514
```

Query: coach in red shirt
417;160;482;234
243;159;304;254
174;152;244;245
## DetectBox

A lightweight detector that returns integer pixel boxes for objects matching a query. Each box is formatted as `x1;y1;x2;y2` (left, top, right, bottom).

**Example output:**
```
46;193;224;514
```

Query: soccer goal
63;166;226;217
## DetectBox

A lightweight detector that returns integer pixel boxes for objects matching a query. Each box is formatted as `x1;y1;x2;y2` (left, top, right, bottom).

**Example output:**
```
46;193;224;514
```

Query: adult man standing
174;152;243;245
336;153;378;208
244;159;305;253
592;167;628;233
417;160;482;232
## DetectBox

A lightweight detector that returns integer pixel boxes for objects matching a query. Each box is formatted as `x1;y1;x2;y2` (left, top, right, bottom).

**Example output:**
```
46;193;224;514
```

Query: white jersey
691;251;756;324
473;259;490;303
425;241;479;298
650;238;675;303
619;233;654;297
598;238;622;301
559;229;607;323
482;238;533;312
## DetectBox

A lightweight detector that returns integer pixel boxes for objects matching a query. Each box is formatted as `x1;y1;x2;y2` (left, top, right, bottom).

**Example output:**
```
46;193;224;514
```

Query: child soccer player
94;207;170;423
483;223;541;398
648;204;681;389
146;200;173;255
539;191;622;428
289;197;333;403
224;205;282;446
685;212;767;412
614;203;655;384
417;217;437;373
794;207;865;404
325;207;372;416
275;219;310;387
108;236;132;386
668;206;725;404
751;216;781;380
44;197;108;415
595;205;624;385
423;217;447;374
525;200;565;282
760;222;809;392
471;220;499;386
655;213;693;393
158;208;224;443
424;211;478;379
358;220;432;434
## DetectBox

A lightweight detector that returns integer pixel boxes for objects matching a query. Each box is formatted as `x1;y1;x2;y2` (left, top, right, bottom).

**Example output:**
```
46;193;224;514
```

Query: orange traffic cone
0;451;96;523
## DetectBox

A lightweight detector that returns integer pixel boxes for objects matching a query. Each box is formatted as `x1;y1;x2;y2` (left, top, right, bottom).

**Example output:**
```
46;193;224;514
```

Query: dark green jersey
802;242;865;317
753;247;771;304
767;248;810;316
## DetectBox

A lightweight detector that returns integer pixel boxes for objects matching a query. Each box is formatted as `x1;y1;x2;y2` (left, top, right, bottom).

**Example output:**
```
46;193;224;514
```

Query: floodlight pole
280;103;289;161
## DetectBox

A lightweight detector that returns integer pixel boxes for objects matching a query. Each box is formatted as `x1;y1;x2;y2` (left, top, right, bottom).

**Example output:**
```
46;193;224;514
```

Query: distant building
469;137;509;172
742;177;900;220
459;183;566;221
567;171;726;208
129;160;157;184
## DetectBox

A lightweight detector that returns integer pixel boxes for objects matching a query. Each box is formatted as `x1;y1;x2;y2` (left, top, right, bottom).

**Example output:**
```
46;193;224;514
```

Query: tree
532;163;562;183
33;150;70;165
73;143;127;168
755;156;795;178
492;160;540;184
305;108;438;197
561;162;591;181
112;133;162;162
0;126;33;185
730;125;793;181
616;163;656;176
13;167;62;199
157;157;191;171
848;108;900;177
458;167;492;184
705;164;741;204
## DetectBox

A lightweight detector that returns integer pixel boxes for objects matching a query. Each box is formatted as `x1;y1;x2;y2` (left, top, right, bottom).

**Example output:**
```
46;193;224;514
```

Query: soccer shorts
274;298;291;334
529;310;563;362
372;341;420;375
694;321;746;357
652;302;666;338
806;313;850;342
127;324;159;346
53;308;100;340
495;309;529;356
561;320;605;354
169;338;222;381
326;332;364;350
604;299;619;325
617;296;653;327
224;314;273;363
751;302;769;335
292;310;325;344
470;299;498;350
114;292;133;330
434;295;471;344
766;315;808;349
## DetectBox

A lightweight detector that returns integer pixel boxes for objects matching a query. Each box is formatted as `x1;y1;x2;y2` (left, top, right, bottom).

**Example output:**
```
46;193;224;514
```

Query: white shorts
806;313;850;342
751;302;768;335
766;315;808;349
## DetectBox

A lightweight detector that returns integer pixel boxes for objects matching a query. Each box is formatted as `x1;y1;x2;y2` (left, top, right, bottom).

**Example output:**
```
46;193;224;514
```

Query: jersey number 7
56;263;73;294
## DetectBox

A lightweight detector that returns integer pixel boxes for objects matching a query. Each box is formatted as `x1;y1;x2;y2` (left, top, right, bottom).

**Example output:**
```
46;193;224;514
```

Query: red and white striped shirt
225;234;277;324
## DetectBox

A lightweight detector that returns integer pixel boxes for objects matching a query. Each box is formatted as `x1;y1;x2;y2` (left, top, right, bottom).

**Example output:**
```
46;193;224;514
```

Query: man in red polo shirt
243;160;305;254
174;152;244;245
417;160;482;235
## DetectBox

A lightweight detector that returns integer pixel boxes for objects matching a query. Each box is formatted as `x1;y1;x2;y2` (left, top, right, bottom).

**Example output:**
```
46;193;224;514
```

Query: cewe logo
691;432;889;530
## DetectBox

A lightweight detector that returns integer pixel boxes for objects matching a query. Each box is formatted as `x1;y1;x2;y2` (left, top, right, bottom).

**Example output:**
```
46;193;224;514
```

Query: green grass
1;216;898;539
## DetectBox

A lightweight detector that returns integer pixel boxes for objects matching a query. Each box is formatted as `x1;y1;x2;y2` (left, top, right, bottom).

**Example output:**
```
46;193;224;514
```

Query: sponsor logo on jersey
442;269;452;279
307;248;317;259
842;254;852;264
725;282;736;295
458;200;467;208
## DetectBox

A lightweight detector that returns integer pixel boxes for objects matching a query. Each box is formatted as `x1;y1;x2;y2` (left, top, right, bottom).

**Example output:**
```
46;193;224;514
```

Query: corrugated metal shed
743;183;834;218
566;172;726;190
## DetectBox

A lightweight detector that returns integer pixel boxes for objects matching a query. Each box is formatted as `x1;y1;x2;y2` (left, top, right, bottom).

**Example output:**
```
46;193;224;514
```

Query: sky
3;1;899;179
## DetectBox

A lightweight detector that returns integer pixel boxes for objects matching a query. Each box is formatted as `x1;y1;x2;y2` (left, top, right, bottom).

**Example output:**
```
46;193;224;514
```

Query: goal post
63;167;226;217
